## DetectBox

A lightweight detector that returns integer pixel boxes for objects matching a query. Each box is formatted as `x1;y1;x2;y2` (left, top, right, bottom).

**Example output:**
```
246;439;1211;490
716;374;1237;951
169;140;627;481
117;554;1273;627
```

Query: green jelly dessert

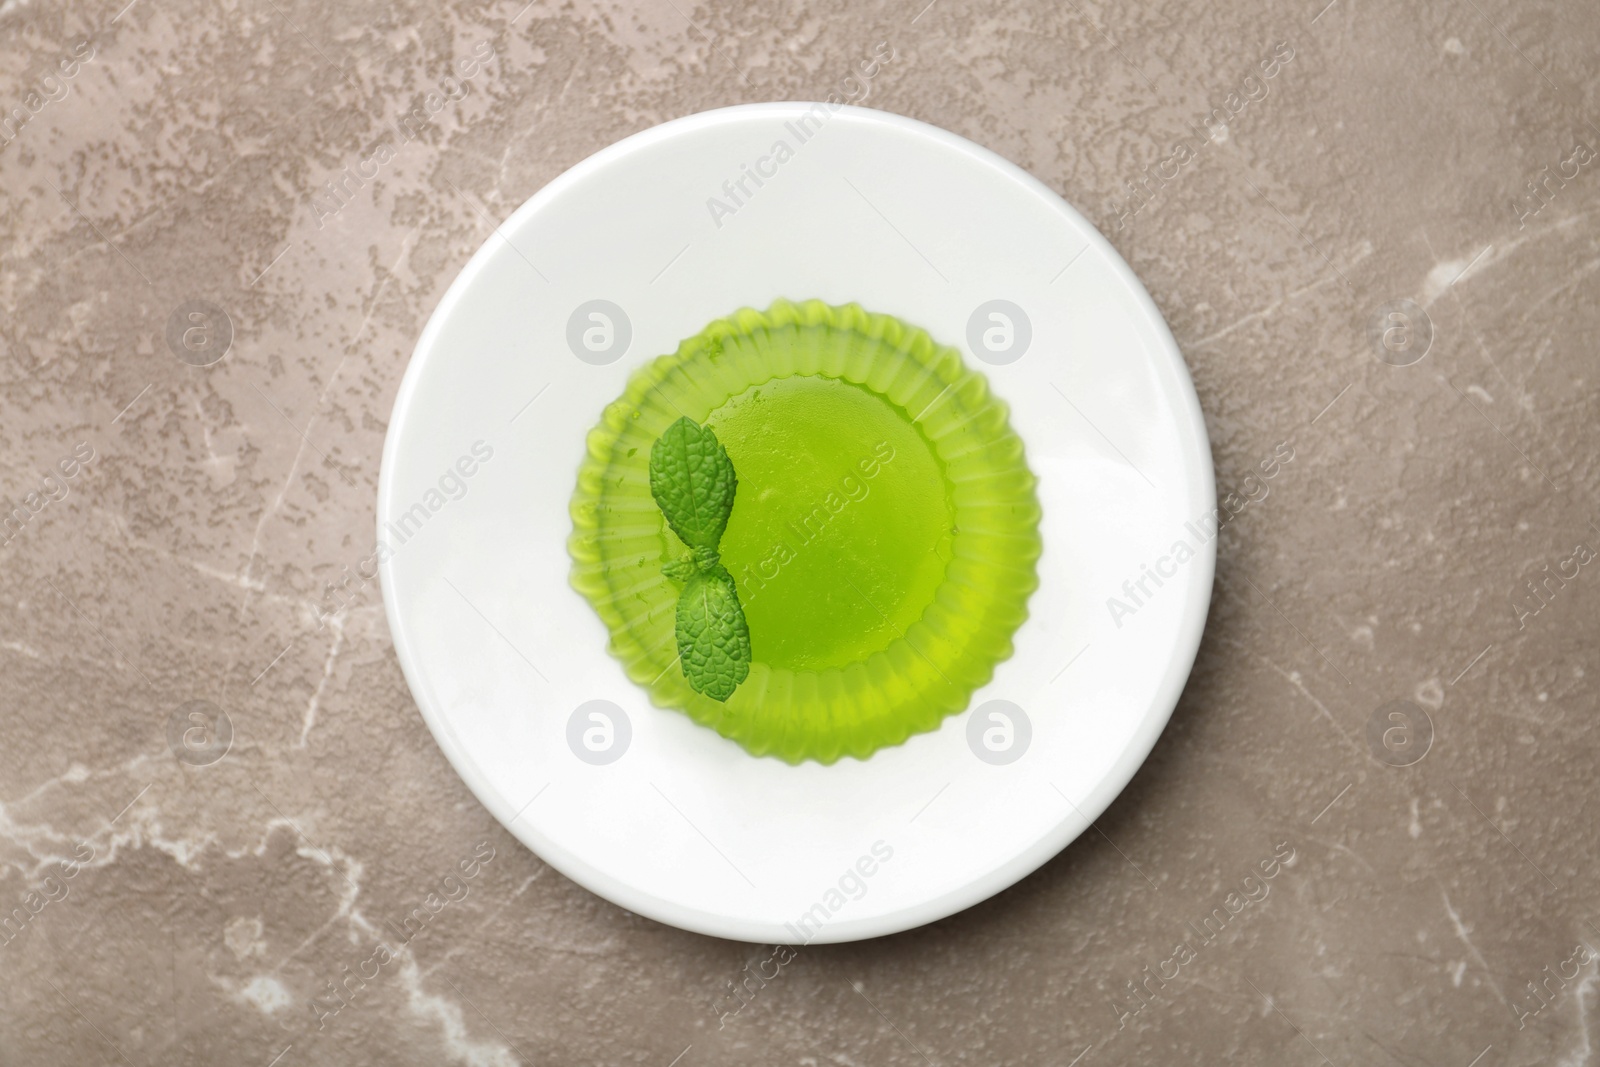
568;299;1042;764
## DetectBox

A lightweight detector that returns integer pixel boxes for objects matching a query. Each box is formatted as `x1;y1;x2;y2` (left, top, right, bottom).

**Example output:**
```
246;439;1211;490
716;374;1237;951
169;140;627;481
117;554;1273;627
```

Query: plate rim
377;100;1216;943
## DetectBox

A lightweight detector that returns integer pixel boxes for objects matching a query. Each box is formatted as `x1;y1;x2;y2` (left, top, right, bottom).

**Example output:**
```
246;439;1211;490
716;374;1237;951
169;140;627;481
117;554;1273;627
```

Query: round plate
378;102;1214;943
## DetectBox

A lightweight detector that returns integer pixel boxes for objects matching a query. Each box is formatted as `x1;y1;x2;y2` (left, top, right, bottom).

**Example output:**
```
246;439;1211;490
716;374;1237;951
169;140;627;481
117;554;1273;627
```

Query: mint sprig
649;417;751;701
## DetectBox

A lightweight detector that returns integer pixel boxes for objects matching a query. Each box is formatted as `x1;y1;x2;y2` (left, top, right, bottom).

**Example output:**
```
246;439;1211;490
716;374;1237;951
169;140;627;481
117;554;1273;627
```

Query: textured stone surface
1;0;1598;1063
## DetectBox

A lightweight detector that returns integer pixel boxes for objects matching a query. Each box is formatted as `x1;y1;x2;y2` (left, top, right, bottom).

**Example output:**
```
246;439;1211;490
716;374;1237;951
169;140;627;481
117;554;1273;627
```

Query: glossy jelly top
710;375;953;673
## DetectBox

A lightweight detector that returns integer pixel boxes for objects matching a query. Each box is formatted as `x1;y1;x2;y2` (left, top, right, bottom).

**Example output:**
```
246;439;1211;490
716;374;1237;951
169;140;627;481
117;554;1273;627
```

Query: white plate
378;102;1214;943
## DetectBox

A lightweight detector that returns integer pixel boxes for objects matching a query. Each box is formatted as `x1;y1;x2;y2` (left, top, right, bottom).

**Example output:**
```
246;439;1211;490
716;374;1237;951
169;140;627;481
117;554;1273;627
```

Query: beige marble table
2;0;1598;1063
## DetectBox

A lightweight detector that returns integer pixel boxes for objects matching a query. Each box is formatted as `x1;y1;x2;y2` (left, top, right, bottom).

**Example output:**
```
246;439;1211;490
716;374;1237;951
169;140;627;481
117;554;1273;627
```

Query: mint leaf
649;416;737;550
649;417;751;700
675;567;751;702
